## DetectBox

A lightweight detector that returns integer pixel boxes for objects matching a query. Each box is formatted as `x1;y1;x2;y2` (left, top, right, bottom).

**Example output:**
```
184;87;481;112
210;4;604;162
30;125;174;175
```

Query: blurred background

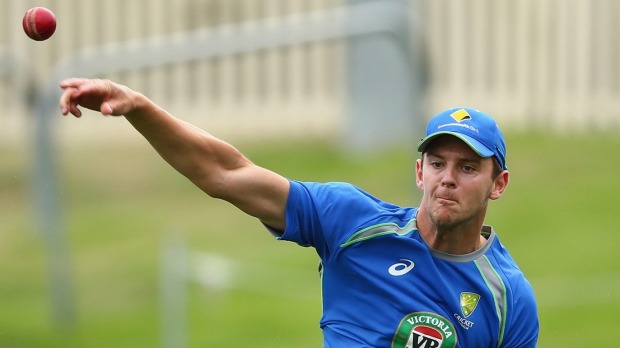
1;0;619;347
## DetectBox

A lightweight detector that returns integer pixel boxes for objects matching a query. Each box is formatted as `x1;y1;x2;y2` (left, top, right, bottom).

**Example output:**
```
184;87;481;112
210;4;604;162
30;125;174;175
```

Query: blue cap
417;107;507;170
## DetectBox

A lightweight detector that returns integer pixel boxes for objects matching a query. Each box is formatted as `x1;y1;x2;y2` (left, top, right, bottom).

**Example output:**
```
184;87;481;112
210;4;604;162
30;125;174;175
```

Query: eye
462;165;477;173
430;161;443;169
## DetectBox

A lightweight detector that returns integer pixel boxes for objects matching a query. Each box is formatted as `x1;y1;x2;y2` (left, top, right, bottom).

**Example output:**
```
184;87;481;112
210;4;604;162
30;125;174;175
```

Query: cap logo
450;109;471;122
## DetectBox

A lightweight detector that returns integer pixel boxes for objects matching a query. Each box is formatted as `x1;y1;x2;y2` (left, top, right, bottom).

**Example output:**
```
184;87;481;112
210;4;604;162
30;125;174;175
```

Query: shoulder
282;180;415;251
486;236;540;346
288;180;401;211
290;180;379;198
486;236;535;299
502;274;539;346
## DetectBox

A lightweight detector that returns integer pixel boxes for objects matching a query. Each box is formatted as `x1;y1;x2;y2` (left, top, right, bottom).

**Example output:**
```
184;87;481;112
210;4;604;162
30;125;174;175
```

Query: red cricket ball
22;7;57;41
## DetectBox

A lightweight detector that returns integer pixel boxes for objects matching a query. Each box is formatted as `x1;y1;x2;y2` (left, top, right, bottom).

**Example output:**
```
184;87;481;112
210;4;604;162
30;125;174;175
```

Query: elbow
185;153;252;200
192;168;240;201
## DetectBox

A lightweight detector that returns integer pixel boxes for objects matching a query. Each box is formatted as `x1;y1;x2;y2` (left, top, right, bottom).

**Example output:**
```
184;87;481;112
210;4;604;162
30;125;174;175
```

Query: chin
431;213;458;229
431;208;470;229
434;218;458;230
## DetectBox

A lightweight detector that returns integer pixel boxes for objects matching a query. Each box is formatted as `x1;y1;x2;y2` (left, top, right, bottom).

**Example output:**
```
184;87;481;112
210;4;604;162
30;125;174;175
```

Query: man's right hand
59;78;143;118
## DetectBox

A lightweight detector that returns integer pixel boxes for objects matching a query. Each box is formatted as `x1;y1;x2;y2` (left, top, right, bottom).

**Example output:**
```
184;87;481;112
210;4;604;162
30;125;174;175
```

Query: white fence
425;0;620;132
1;0;619;145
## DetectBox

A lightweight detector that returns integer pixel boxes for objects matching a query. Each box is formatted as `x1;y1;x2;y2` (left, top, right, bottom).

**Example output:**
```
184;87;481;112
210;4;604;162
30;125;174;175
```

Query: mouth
436;196;457;204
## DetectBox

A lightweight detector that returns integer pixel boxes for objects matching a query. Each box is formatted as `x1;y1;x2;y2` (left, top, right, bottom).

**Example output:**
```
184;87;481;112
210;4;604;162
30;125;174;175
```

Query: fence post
160;232;188;348
344;0;426;153
34;77;76;330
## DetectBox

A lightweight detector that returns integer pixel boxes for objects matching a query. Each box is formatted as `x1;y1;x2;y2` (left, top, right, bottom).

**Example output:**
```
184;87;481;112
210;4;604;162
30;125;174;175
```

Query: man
59;78;539;347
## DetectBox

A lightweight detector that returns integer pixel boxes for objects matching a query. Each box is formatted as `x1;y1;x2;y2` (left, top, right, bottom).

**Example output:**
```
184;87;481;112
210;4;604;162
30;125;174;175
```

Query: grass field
1;131;619;347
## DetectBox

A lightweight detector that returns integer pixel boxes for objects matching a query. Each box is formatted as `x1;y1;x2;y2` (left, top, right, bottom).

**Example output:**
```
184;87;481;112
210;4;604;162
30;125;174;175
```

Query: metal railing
2;0;620;139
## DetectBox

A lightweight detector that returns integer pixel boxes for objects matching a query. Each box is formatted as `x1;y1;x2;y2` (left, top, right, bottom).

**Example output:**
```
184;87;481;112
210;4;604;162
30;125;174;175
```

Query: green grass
1;131;619;347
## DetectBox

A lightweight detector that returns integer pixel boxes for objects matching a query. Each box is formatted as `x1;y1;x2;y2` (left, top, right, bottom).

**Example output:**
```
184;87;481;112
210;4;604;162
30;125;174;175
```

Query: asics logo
388;259;415;276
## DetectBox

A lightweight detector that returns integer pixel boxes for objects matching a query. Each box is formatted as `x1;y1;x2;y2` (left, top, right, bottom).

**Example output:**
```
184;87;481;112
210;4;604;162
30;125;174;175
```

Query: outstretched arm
59;78;290;231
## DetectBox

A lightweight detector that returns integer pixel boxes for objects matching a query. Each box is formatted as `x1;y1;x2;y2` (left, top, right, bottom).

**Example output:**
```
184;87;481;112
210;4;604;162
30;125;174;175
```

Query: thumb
101;102;114;115
101;101;128;116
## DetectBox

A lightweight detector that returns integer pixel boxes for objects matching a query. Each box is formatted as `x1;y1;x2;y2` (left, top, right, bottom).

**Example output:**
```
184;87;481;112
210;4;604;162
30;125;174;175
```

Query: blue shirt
277;180;539;348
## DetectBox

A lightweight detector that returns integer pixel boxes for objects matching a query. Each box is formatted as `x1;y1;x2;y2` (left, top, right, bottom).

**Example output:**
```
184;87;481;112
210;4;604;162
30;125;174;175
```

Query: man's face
416;135;508;230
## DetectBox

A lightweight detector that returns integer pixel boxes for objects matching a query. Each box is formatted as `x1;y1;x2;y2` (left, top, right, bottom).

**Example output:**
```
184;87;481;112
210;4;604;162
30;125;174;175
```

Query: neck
416;205;487;255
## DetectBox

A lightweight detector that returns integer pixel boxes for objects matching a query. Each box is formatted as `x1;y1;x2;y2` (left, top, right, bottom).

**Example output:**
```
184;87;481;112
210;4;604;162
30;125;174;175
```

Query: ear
489;170;509;200
415;158;424;191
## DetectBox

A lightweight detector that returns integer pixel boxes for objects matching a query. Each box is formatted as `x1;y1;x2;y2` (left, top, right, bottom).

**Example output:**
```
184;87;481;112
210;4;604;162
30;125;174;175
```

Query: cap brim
417;132;494;158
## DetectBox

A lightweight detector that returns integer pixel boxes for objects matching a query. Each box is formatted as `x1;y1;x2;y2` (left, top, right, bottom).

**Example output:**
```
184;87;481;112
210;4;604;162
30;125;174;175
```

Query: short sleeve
502;276;540;347
278;180;400;261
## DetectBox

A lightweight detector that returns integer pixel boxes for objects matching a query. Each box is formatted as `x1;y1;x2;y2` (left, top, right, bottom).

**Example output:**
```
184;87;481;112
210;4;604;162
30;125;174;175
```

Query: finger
59;100;81;117
59;77;89;89
59;87;78;115
59;87;86;117
69;103;82;117
60;78;105;100
67;96;82;117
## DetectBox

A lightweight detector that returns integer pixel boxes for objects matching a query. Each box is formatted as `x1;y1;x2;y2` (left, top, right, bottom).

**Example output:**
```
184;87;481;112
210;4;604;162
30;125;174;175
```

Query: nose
440;167;457;188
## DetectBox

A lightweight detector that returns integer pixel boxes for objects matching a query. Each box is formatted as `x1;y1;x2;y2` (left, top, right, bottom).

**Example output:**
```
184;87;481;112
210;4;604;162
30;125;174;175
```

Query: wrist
124;91;150;119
